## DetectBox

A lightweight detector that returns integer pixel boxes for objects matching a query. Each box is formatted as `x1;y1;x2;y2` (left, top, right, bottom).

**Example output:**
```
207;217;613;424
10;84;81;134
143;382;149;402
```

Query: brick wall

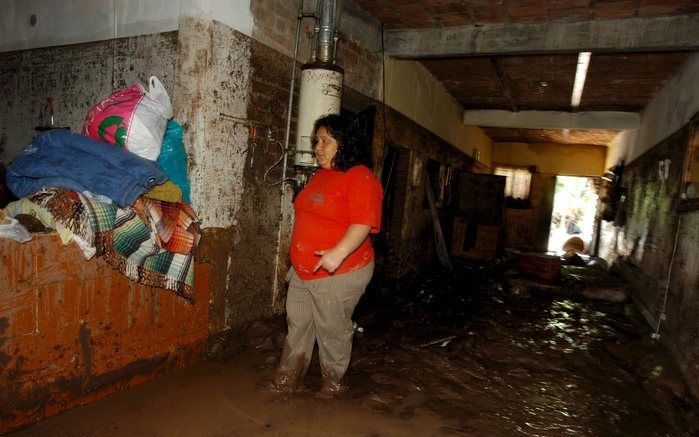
0;235;210;433
251;0;382;99
372;102;482;275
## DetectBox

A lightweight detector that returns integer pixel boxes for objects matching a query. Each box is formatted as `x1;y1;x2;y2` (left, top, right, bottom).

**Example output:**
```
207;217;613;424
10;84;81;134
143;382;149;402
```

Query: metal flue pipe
317;0;336;63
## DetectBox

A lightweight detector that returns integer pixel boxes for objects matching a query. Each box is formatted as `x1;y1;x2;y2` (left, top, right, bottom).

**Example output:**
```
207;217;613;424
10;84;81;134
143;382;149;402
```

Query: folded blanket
7;130;166;207
134;197;200;255
28;189;195;300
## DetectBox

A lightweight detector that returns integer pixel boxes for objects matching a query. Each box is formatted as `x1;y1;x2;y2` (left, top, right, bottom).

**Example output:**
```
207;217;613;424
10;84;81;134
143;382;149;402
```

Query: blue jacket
7;130;166;207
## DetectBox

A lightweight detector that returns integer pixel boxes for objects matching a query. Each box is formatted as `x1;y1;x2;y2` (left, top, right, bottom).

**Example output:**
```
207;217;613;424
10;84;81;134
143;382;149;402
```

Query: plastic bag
83;76;173;161
0;217;32;243
157;120;191;203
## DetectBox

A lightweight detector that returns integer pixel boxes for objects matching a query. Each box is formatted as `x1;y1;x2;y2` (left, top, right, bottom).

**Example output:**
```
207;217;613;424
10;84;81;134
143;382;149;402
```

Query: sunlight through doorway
547;175;599;255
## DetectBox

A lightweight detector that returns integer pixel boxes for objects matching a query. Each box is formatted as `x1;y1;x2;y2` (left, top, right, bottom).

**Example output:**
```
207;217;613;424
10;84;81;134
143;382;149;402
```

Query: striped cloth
29;188;196;300
133;197;200;255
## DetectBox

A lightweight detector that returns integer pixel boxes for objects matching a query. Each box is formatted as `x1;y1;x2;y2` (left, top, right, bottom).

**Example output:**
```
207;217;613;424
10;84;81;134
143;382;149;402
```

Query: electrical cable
654;214;682;339
264;141;296;187
277;0;306;190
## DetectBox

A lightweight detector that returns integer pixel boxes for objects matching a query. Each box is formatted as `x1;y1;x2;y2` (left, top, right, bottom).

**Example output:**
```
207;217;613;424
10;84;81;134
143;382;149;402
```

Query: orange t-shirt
290;165;383;280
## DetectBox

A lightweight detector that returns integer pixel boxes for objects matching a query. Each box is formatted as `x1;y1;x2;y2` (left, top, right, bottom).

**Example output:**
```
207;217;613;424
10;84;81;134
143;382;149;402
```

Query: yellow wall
493;142;607;176
384;58;494;169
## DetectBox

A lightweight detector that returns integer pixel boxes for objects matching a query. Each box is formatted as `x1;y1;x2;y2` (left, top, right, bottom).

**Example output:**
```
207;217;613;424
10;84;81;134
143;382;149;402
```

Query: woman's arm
313;224;372;273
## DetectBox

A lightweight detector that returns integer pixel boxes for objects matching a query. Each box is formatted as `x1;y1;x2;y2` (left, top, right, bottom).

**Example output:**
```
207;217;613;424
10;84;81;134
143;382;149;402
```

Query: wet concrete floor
12;261;699;436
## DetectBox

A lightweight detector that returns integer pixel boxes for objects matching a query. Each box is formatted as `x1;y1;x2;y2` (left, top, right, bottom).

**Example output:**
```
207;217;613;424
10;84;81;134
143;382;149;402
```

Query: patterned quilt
29;189;197;301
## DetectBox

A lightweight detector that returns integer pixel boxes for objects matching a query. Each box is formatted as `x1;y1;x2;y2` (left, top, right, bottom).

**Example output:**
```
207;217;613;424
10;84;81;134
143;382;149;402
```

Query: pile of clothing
2;79;199;301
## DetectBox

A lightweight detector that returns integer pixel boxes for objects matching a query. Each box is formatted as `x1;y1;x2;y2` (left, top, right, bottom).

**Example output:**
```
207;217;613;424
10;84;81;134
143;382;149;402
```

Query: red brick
33;235;109;286
0;239;35;291
3;333;39;379
550;6;593;21
473;5;509;23
508;4;551;22
638;0;686;15
120;325;156;360
88;331;123;368
0;379;40;433
593;1;637;19
108;270;130;330
37;282;80;333
1;288;37;338
37;325;80;372
79;276;112;324
127;284;155;328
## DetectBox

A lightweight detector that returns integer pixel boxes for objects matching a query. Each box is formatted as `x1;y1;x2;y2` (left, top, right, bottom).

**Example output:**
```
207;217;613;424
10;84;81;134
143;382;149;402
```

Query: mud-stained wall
492;142;606;251
175;19;251;231
373;104;481;276
599;123;699;398
0;32;178;163
224;38;294;325
0;29;224;432
0;236;210;433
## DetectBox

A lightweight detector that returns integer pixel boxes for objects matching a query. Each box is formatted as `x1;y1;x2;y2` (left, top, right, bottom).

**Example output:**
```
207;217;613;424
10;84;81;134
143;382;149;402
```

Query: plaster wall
1;0;254;52
493;142;606;177
611;53;699;167
384;58;494;168
175;18;252;230
0;32;178;164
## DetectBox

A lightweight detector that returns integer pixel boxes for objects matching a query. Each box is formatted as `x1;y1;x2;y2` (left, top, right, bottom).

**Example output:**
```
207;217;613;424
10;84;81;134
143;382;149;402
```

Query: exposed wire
653;214;682;339
264;141;296;187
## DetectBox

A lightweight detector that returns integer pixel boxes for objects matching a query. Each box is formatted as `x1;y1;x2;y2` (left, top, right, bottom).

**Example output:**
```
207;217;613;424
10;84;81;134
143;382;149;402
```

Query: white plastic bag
0;217;32;243
83;76;173;161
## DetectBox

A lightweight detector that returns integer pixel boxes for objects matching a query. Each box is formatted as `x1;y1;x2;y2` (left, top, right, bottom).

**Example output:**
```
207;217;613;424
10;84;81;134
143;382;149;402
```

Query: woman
273;114;383;398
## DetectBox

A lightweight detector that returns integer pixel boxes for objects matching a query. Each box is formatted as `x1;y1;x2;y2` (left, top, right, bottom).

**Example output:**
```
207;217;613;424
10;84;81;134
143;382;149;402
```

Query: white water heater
294;65;343;167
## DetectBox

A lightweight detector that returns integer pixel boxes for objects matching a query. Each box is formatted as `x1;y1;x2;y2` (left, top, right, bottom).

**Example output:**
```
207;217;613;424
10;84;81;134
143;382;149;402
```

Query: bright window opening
494;166;532;200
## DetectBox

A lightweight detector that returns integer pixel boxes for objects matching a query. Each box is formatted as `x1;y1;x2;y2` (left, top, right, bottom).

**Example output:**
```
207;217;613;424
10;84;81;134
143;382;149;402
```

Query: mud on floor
223;259;699;436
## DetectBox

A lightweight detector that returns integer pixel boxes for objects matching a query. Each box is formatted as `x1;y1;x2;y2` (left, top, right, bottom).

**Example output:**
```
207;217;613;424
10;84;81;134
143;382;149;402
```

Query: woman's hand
312;224;372;274
313;248;346;273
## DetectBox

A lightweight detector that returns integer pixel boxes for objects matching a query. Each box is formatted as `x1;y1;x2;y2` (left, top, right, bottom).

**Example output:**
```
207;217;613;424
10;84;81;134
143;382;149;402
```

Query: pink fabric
83;85;144;149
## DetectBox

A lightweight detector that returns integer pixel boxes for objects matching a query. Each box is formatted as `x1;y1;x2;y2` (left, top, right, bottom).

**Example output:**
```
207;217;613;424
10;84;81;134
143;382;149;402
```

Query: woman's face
314;126;339;170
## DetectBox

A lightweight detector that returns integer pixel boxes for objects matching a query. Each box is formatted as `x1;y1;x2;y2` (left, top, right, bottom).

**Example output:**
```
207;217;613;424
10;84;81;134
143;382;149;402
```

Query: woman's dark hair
313;114;370;171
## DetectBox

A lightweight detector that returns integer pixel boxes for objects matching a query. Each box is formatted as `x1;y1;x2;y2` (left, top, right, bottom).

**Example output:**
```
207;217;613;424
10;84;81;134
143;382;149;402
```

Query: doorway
547;175;600;254
376;145;411;263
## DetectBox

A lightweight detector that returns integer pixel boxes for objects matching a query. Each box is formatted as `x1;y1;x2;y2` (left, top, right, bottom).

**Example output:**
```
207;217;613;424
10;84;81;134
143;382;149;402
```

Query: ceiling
482;127;621;146
355;0;699;147
353;0;699;29
420;52;691;113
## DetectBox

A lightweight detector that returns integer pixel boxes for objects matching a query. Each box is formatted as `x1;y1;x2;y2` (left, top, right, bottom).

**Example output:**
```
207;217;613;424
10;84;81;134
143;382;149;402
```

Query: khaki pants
275;262;374;388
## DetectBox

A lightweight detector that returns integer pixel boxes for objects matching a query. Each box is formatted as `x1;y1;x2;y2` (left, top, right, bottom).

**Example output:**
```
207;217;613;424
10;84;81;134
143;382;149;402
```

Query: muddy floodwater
14;261;699;436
